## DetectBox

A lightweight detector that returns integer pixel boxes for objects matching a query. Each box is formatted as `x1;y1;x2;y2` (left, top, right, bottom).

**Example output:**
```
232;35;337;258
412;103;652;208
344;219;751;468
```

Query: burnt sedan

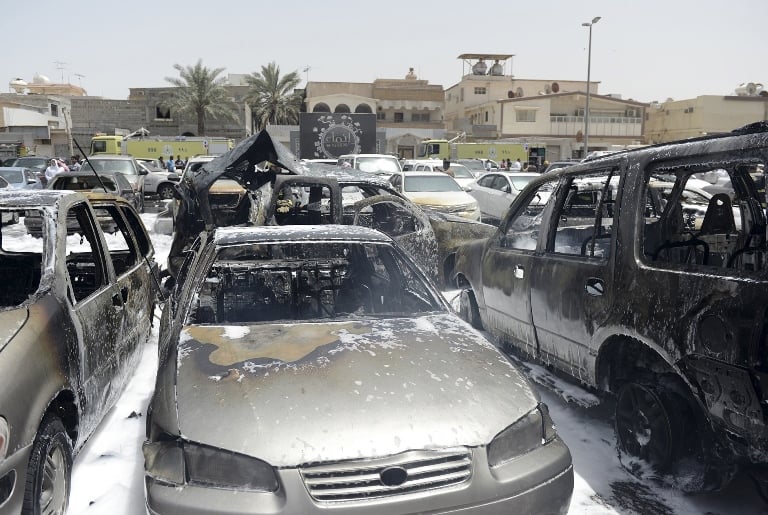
0;190;157;514
144;225;573;515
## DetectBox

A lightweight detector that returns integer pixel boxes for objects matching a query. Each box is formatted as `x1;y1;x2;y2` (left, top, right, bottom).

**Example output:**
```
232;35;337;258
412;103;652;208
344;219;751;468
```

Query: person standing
174;155;184;170
44;159;68;184
166;156;176;173
510;158;522;172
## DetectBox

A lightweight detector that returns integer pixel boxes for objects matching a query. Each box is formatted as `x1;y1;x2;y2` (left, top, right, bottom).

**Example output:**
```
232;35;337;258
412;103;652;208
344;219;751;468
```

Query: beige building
645;89;768;143
0;76;79;159
444;54;647;159
305;69;445;157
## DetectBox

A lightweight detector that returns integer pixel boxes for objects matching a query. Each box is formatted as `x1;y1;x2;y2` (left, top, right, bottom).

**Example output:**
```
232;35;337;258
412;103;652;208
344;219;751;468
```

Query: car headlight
0;417;8;460
143;438;278;491
487;403;558;468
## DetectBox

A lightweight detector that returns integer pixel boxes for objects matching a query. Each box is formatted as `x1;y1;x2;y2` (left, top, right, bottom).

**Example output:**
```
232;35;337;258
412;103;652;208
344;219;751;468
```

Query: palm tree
244;62;303;131
164;59;240;136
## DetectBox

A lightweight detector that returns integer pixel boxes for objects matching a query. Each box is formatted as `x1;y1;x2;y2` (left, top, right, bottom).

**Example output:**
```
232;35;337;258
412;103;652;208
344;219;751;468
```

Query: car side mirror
463;186;472;192
139;168;149;176
27;179;37;185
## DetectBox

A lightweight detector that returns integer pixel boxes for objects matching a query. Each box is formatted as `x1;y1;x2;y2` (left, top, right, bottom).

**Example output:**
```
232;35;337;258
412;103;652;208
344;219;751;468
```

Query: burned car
453;122;768;493
166;130;495;288
144;225;573;514
0;190;157;514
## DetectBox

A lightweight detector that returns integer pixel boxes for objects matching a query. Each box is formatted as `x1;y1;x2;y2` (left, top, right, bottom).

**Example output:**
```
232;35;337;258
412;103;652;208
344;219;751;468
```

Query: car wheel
157;184;175;200
459;289;482;329
23;414;72;515
615;382;682;471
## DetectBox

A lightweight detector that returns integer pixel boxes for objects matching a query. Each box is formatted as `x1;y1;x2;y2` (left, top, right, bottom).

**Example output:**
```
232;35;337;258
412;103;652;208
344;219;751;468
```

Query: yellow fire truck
89;135;234;160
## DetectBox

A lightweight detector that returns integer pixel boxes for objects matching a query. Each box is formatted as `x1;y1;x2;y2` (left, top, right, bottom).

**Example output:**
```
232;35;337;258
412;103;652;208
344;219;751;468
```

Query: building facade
645;89;768;143
305;69;446;158
444;54;647;160
0;77;78;160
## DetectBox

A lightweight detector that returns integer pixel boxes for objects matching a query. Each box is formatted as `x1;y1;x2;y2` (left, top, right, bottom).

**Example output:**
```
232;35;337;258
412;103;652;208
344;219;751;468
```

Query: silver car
144;225;573;514
465;172;540;225
80;155;148;211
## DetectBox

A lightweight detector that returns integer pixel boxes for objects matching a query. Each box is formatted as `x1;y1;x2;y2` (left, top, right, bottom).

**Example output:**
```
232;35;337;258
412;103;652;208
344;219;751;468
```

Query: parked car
388;171;481;221
465;171;541;225
79;155;148;211
337;153;402;175
0;190;157;514
542;160;579;174
144;224;573;514
456;158;489;175
402;159;477;188
8;156;51;175
165;131;495;289
0;166;43;190
46;170;142;213
137;160;179;200
453;121;768;494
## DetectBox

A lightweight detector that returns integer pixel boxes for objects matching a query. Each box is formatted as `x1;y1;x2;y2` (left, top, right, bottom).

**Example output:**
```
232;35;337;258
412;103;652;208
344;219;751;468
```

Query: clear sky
2;0;766;104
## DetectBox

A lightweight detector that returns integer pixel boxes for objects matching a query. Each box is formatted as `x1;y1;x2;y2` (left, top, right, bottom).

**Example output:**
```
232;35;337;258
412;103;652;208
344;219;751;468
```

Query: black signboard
299;113;376;159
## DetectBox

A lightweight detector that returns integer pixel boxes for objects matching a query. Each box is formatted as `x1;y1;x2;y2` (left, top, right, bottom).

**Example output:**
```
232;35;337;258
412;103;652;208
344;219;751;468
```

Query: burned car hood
174;313;538;467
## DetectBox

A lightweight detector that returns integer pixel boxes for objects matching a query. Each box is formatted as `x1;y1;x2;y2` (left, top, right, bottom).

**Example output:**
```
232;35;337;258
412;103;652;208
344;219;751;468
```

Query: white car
402;159;477;189
465;171;540;224
337;154;402;175
137;161;178;199
389;170;481;221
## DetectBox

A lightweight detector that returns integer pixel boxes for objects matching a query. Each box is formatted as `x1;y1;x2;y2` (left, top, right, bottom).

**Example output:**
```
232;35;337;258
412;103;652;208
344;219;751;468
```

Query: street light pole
582;16;600;158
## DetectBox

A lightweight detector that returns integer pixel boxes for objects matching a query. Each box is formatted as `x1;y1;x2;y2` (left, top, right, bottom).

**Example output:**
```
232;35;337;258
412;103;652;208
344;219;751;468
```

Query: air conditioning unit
576;108;585;117
626;108;638;117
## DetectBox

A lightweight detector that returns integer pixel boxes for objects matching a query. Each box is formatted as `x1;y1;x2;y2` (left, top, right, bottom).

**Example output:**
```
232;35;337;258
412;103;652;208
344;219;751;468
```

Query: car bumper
145;438;573;515
0;443;33;513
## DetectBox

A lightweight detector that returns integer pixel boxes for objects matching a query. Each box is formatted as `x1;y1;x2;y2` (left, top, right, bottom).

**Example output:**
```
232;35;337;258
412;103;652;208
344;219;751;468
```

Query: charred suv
453;122;768;492
0;190;157;513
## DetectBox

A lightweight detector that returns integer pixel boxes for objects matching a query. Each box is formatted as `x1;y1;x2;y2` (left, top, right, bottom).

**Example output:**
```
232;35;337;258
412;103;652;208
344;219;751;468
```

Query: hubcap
40;444;68;515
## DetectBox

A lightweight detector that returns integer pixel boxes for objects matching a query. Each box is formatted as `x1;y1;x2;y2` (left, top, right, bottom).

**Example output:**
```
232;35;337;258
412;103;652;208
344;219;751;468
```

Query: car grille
299;448;472;502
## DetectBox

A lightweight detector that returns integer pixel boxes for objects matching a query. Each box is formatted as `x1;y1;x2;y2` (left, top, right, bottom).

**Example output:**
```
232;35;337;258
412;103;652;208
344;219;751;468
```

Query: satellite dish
545;84;552;94
507;90;515;98
516;87;524;97
551;82;560;93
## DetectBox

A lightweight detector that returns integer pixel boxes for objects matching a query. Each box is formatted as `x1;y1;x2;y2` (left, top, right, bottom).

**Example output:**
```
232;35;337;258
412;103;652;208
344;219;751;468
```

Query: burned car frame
166;130;495;288
453;122;768;493
144;224;573;514
0;190;157;513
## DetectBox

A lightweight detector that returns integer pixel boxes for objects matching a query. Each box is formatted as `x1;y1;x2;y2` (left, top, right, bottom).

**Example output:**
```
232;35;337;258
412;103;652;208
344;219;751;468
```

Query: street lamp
582;16;601;158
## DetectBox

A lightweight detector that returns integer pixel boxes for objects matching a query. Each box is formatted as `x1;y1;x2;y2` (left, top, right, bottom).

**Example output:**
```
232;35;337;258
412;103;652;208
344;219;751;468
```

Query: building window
474;87;487;95
394;112;404;123
460;88;464;102
312;103;331;113
334;104;351;113
50;104;58;117
412;113;430;122
515;110;536;122
485;111;489;122
156;105;171;119
377;111;386;121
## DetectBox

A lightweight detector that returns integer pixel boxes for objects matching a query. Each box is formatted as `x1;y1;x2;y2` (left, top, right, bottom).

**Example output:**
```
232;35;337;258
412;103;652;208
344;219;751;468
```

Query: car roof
0;167;29;172
213;224;393;246
0;189;77;207
84;155;136;160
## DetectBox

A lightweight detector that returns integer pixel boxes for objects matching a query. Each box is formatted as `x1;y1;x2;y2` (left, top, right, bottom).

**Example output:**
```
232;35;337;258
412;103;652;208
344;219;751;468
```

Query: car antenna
73;138;167;304
73;138;110;192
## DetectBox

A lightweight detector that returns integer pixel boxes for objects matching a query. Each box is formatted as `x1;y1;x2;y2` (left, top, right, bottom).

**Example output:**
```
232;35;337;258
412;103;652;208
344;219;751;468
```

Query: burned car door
60;201;125;428
92;201;156;366
482;178;558;356
350;195;439;280
529;168;620;379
